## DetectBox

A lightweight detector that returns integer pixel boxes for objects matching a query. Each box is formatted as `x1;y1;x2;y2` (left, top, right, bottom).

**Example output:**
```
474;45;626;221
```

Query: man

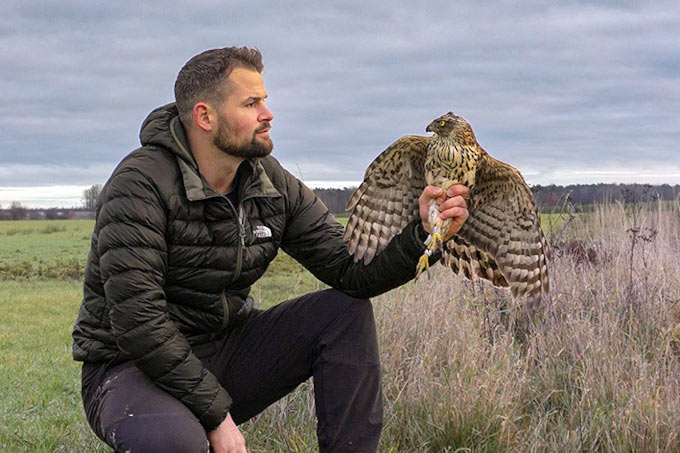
72;47;469;453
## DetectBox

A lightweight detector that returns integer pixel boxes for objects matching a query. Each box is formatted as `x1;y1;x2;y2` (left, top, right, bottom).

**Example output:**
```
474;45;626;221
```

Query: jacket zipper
220;290;230;333
223;195;246;284
233;204;246;283
220;198;245;331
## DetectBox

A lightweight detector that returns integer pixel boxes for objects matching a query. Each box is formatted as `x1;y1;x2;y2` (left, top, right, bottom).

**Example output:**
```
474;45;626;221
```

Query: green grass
0;220;93;265
0;220;92;280
0;280;108;452
333;214;348;227
251;252;326;309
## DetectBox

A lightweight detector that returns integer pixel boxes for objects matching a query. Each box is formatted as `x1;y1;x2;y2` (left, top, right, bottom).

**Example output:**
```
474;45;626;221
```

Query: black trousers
81;289;383;452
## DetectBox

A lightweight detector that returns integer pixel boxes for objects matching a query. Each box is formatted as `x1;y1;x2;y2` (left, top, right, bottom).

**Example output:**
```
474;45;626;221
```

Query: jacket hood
139;103;197;168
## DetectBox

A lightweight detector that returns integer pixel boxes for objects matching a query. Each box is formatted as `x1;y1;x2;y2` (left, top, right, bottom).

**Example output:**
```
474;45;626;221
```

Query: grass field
1;202;679;451
0;280;108;452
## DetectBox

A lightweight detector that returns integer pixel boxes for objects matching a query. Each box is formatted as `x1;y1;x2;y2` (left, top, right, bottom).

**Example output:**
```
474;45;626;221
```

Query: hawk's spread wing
448;152;549;309
344;135;429;264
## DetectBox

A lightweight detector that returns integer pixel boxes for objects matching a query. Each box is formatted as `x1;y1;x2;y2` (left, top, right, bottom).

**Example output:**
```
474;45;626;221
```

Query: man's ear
193;102;214;132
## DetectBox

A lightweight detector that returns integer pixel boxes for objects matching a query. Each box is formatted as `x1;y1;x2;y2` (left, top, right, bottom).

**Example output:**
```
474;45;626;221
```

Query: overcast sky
1;0;679;208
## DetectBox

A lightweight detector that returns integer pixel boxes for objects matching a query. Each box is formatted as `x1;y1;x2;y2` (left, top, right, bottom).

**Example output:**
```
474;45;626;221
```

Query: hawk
343;112;549;312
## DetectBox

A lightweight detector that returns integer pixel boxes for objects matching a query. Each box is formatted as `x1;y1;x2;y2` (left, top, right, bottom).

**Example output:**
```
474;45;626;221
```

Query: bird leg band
430;226;443;250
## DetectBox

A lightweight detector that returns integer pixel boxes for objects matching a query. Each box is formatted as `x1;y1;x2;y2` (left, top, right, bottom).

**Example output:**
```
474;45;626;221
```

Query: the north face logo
253;225;272;239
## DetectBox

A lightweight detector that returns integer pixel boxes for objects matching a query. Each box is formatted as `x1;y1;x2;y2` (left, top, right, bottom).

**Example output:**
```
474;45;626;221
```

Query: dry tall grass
242;200;680;452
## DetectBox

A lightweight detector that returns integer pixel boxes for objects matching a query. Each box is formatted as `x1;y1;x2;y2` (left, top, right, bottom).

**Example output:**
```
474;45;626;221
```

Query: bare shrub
0;259;84;281
4;227;35;236
39;224;66;234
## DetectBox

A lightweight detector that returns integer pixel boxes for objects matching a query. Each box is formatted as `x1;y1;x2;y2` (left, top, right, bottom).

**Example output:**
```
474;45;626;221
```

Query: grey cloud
1;0;678;191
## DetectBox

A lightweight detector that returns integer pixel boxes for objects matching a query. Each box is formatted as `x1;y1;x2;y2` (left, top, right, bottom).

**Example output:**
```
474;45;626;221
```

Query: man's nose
258;104;273;123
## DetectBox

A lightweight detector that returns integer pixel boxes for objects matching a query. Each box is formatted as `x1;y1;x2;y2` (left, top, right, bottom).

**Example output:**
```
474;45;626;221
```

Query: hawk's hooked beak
426;122;435;133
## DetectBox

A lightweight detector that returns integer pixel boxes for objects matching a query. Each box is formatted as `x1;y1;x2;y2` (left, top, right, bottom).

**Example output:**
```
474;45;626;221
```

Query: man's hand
419;185;470;241
207;413;247;453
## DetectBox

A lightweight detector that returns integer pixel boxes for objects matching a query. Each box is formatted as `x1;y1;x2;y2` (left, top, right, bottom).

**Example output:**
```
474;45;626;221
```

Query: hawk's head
426;112;477;146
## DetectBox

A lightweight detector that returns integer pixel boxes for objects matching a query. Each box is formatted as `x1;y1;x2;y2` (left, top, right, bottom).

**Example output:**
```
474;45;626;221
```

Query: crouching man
72;46;469;452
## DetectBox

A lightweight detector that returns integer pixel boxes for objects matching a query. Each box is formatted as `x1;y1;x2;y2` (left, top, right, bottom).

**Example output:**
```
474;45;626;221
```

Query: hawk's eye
440;121;446;127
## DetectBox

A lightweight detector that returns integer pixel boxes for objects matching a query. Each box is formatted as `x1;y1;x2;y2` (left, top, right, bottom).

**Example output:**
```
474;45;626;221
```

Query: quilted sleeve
281;171;430;298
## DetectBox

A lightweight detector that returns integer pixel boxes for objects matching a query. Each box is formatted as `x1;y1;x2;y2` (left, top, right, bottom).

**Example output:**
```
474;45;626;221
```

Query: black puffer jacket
72;103;429;429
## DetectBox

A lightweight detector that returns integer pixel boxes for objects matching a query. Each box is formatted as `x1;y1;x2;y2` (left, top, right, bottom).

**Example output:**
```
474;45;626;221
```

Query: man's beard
213;117;273;159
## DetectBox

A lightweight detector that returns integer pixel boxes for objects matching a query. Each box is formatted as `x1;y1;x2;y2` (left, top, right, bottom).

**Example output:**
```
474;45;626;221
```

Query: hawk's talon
416;253;431;279
430;231;443;251
415;230;445;279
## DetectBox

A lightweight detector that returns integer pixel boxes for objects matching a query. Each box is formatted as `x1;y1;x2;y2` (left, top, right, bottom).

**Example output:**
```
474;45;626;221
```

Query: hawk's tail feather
443;237;509;288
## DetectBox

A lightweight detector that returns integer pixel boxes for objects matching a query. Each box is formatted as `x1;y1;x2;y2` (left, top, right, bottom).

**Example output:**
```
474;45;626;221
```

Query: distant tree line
314;183;680;214
530;183;680;210
312;188;354;215
0;185;102;220
0;204;95;221
2;183;677;220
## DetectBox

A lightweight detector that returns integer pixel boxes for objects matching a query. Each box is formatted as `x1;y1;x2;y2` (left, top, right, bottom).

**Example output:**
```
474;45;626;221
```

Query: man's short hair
174;47;264;127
